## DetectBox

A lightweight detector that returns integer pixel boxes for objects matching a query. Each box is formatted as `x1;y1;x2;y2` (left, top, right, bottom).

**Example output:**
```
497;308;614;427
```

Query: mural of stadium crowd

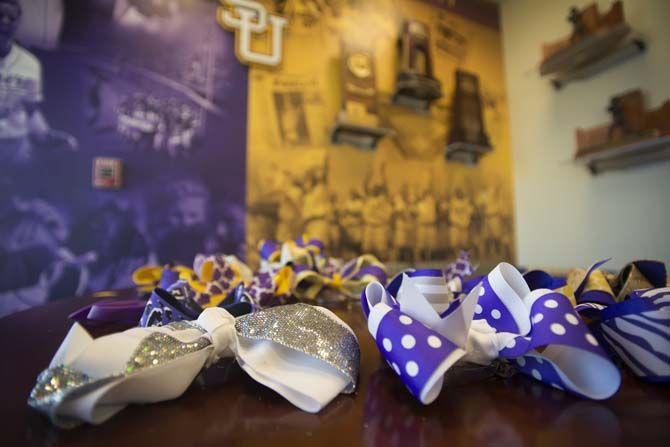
0;0;247;317
249;157;513;264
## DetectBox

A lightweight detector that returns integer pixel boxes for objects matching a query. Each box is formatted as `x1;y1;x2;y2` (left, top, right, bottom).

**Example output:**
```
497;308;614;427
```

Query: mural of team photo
245;0;515;265
0;0;248;317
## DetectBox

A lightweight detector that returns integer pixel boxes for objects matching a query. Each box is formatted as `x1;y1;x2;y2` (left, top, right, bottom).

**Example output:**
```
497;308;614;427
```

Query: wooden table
1;294;669;447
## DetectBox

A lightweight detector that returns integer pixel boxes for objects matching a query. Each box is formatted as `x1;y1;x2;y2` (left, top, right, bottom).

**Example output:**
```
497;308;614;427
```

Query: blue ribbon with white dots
361;263;621;404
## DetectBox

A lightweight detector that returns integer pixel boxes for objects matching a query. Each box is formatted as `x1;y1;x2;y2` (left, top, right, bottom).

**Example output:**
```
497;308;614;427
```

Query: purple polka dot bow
361;263;621;404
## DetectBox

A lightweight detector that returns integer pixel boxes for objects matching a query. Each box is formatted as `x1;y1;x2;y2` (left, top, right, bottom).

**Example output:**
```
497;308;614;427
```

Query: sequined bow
29;304;360;427
554;260;670;382
361;263;620;404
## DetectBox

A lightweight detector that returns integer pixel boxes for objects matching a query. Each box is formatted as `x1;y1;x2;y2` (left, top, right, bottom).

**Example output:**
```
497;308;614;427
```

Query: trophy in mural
330;41;392;150
392;20;442;111
445;70;492;164
575;89;670;174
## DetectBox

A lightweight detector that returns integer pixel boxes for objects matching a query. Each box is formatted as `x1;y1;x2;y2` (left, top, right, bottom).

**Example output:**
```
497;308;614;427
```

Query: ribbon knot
362;263;621;404
196;308;237;365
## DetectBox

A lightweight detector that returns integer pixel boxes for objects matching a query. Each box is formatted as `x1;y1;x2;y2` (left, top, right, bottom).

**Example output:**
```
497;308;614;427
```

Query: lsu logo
217;0;287;67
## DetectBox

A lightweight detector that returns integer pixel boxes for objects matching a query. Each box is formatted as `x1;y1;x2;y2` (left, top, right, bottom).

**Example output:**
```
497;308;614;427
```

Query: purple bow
571;260;670;382
361;263;621;404
140;280;252;327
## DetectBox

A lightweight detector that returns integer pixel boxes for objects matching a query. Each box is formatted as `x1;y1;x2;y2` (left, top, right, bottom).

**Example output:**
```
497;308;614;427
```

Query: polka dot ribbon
361;263;621;404
531;259;670;383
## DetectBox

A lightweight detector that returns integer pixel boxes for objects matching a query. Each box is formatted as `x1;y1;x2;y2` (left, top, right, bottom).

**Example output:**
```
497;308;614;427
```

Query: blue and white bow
361;263;621;404
570;260;670;382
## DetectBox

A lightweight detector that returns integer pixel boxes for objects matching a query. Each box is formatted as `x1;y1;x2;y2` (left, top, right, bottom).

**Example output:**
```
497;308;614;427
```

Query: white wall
500;0;670;270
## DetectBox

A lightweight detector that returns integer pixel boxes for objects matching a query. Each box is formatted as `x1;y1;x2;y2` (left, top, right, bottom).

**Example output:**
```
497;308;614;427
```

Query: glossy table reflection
1;293;669;447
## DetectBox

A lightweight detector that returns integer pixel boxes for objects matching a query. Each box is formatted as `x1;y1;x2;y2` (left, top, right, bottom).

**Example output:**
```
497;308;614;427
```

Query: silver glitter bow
28;304;359;427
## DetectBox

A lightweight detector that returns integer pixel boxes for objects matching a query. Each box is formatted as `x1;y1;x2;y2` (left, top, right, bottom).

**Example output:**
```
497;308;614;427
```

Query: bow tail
234;337;351;413
496;291;621;399
232;304;360;413
28;321;215;427
368;302;465;404
505;344;621;400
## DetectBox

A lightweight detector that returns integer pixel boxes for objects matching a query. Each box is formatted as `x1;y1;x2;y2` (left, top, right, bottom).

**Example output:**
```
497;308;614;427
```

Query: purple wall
0;0;248;317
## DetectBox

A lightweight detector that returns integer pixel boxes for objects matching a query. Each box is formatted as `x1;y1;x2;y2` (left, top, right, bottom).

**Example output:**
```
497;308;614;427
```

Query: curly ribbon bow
132;254;252;308
256;237;387;303
132;263;191;293
563;260;670;382
442;251;478;293
361;263;621;404
292;254;387;301
259;236;324;268
28;303;360;428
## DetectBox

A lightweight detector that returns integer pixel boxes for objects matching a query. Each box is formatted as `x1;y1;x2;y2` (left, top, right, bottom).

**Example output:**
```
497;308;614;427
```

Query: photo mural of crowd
250;156;513;265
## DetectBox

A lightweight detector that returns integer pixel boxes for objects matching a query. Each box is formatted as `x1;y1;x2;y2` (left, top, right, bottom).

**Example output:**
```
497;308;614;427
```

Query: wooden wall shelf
538;2;647;90
575;135;670;174
547;34;646;90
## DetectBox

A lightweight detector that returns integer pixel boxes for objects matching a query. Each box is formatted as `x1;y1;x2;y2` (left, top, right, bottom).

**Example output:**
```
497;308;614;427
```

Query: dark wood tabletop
1;293;669;447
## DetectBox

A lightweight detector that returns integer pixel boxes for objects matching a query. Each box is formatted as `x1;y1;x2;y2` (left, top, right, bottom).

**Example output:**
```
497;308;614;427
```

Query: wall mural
0;0;247;317
245;0;515;266
0;0;513;318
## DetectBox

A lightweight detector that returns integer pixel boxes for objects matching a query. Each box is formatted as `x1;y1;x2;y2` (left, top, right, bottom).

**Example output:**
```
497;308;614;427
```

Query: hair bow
139;280;252;327
257;237;387;303
564;260;670;382
361;263;621;404
28;303;360;428
259;236;324;268
292;254;387;301
442;250;478;291
133;255;252;308
132;263;192;293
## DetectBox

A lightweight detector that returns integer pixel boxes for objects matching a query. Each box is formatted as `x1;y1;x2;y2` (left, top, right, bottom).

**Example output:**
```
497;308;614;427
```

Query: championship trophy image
445;70;492;165
391;20;442;111
330;41;392;150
